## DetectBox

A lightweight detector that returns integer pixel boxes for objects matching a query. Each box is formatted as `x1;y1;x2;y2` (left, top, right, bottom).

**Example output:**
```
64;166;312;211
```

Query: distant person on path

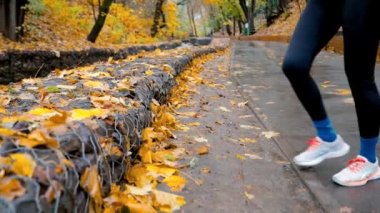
282;0;379;186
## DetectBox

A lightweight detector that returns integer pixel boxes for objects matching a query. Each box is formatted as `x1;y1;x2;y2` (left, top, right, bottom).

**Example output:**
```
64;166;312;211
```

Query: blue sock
313;118;337;142
359;137;379;163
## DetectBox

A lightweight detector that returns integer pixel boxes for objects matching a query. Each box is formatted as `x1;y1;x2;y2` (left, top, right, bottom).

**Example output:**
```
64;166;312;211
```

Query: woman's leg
283;0;341;121
332;0;380;187
282;0;342;142
283;0;351;167
342;0;380;162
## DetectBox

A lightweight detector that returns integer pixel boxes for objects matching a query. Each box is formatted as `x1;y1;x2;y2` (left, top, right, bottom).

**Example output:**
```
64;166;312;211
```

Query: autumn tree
87;0;114;43
151;0;166;37
239;0;256;34
264;0;290;26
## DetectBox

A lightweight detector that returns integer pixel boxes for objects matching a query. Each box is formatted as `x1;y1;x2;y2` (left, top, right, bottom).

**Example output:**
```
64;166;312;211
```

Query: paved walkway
170;51;321;212
230;41;380;212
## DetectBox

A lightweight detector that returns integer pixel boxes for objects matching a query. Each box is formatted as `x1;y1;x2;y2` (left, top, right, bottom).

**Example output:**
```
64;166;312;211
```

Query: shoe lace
347;157;366;172
307;138;321;150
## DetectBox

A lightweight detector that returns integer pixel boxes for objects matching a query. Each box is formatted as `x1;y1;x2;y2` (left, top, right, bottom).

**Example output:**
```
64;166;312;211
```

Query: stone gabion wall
0;41;228;213
0;41;182;84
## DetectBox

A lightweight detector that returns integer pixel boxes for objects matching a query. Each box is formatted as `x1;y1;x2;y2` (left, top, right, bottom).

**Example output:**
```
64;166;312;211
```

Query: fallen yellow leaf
0;153;36;177
0;177;26;201
244;191;254;200
139;144;153;164
145;69;155;76
0;107;6;114
239;138;257;143
152;190;186;213
80;166;103;204
187;122;201;127
201;167;210;174
163;175;187;192
196;146;209;155
28;107;60;117
335;89;351;96
83;80;107;90
261;131;280;139
70;108;109;120
236;154;246;161
0;128;19;137
146;164;176;178
18;129;59;149
126;165;155;188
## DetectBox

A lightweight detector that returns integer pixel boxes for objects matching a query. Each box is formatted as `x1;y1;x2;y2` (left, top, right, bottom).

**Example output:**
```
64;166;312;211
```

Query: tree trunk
233;18;236;36
226;24;232;36
0;0;27;41
8;0;17;40
186;3;197;37
87;0;114;43
237;20;243;35
248;0;256;35
239;0;248;22
151;0;165;37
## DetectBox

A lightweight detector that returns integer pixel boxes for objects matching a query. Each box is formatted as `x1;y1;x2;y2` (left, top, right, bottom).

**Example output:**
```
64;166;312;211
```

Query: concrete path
230;41;380;212
169;51;321;212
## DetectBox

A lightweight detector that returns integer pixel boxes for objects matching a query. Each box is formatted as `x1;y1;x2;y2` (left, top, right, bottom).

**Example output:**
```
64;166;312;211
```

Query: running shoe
293;135;350;167
332;155;380;187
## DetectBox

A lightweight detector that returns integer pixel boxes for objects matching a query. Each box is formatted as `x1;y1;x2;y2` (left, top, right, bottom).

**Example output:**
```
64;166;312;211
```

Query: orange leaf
18;130;59;149
196;146;209;155
0;177;26;201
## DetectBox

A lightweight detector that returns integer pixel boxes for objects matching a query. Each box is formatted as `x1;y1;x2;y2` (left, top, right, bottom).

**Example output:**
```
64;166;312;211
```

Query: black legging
282;0;380;139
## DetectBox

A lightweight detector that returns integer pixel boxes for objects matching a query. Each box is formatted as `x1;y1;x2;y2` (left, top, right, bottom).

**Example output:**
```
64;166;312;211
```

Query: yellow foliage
0;153;36;177
80;166;103;204
162;175;187;192
0;0;184;52
70;108;109;120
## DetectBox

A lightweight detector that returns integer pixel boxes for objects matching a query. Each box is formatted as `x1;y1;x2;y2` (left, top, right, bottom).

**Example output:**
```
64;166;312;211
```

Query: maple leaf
80;166;103;204
0;177;26;201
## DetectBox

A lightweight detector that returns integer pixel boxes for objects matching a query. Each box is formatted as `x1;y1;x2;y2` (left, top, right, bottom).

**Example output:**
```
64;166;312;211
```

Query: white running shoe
332;155;380;187
293;135;350;167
